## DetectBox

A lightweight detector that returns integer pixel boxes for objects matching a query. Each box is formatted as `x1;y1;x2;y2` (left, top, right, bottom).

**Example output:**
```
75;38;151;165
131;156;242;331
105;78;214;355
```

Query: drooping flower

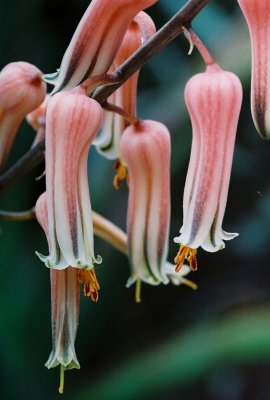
237;0;270;138
120;120;171;290
174;63;242;271
36;90;104;272
0;62;46;169
95;11;156;161
35;192;99;393
44;0;158;94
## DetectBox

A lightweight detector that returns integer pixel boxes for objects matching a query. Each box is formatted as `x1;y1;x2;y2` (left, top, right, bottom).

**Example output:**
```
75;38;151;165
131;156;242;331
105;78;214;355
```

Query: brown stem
0;0;211;195
103;102;139;125
0;139;45;195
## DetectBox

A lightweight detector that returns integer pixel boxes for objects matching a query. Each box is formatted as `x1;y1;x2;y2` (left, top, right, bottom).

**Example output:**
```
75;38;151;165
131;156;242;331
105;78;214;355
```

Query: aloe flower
237;0;270;138
36;91;103;271
174;63;242;271
44;0;158;94
0;62;46;169
95;11;156;161
36;192;95;393
120;120;171;288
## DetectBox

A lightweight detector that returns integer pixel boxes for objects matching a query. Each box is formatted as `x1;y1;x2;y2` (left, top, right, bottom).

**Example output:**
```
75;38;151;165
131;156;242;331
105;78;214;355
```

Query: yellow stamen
174;244;198;272
113;159;127;189
177;276;198;290
78;269;100;302
135;278;142;303
58;365;65;394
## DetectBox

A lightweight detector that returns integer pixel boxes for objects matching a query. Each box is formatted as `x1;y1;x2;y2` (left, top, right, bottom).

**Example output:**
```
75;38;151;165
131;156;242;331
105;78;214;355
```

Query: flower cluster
1;0;263;394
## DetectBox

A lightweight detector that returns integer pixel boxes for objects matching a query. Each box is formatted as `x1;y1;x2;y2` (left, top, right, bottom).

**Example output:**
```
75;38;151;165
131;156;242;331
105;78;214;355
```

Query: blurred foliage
1;1;270;400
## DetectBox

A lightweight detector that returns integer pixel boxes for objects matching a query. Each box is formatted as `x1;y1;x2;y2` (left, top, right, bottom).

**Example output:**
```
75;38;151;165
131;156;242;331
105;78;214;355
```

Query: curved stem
0;208;36;221
92;211;128;256
103;102;139;125
185;26;215;66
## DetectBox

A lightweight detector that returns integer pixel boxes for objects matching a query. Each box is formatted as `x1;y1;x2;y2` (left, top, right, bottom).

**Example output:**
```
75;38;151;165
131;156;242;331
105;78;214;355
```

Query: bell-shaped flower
36;90;104;271
35;192;99;393
95;11;156;161
120;120;171;288
237;0;270;138
44;0;158;94
0;62;46;169
174;63;242;271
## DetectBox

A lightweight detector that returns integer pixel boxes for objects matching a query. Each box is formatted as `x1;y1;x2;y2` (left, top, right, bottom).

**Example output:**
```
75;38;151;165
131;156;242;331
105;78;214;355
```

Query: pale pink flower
95;11;156;161
35;192;81;370
120;120;171;287
0;62;46;169
36;191;99;374
36;91;103;271
237;0;270;138
174;63;242;271
44;0;158;94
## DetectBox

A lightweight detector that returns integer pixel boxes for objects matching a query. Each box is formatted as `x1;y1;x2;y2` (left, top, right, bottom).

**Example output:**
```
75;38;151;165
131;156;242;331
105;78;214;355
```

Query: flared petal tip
173;236;181;244
126;274;166;288
45;353;80;370
43;71;59;85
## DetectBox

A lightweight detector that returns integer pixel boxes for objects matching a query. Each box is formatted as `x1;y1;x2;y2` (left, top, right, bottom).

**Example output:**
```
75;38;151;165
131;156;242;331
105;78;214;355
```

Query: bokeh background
1;1;270;399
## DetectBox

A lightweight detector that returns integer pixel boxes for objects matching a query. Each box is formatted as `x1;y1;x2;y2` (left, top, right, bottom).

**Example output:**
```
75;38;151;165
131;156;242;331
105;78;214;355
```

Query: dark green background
1;1;270;399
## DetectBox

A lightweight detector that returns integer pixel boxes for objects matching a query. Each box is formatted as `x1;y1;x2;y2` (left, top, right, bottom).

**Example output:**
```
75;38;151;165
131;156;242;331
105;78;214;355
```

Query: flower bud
174;64;242;270
237;0;270;138
0;62;46;168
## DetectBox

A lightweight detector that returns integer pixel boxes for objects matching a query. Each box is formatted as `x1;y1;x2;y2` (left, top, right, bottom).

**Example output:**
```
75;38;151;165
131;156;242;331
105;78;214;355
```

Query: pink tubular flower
95;11;156;161
0;62;46;169
120;120;171;287
36;91;103;271
44;0;158;94
35;193;81;375
237;0;270;138
174;63;242;271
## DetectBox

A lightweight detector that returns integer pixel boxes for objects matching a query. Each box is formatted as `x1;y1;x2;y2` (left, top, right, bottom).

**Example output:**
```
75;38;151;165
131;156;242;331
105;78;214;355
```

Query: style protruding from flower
44;0;158;94
36;91;104;271
120;120;171;296
0;62;46;169
174;32;243;271
237;0;270;138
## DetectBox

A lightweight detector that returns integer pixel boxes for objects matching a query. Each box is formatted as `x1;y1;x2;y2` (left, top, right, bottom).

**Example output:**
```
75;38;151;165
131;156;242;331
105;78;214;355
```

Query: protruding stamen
58;365;65;394
78;269;100;302
177;276;198;290
135;278;142;303
174;245;198;272
113;159;128;189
